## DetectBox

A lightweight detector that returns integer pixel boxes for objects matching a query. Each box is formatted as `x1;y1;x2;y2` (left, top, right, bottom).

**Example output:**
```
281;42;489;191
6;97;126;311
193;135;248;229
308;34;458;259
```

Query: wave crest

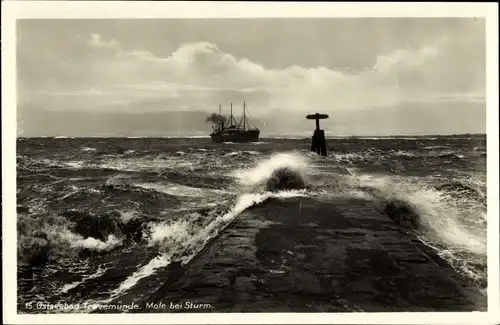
339;173;487;290
235;152;311;192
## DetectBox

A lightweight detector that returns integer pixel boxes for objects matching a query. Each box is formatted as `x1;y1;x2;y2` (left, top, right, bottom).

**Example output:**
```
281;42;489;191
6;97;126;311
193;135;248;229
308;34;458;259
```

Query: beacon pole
306;113;329;156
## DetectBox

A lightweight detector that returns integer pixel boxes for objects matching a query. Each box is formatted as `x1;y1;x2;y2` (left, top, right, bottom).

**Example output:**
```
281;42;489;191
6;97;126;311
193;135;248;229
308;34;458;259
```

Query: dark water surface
16;136;487;312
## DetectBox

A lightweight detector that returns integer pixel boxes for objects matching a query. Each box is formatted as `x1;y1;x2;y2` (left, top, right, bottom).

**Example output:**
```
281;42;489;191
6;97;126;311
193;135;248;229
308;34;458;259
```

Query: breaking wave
94;194;308;305
18;219;123;269
234;152;311;192
331;172;487;290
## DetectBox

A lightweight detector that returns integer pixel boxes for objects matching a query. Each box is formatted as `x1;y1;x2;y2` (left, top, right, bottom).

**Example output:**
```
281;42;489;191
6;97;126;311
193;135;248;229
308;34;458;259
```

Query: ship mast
243;101;246;131
219;104;222;130
230;103;233;126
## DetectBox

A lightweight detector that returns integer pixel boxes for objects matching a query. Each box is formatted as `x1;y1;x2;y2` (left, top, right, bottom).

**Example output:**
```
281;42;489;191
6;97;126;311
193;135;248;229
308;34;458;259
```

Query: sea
16;135;487;313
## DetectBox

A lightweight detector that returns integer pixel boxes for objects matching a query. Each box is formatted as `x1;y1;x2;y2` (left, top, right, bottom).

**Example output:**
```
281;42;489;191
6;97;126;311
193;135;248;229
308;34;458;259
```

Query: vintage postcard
2;1;499;324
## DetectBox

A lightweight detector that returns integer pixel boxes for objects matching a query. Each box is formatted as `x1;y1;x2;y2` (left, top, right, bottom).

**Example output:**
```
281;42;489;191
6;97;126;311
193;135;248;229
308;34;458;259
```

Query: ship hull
210;130;260;143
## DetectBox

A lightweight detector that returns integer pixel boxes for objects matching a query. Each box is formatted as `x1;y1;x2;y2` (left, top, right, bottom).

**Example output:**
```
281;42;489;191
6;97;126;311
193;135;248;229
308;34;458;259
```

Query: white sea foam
99;180;308;303
390;149;417;158
70;234;122;252
119;210;137;223
234;152;311;188
100;158;195;172
60;267;107;293
423;145;450;150
223;150;260;157
44;227;123;253
98;192;272;303
64;161;87;169
134;182;229;197
330;150;385;164
342;173;487;285
105;254;171;300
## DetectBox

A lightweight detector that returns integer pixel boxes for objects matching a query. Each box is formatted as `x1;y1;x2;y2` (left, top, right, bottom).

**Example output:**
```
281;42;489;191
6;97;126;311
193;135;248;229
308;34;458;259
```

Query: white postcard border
2;2;499;324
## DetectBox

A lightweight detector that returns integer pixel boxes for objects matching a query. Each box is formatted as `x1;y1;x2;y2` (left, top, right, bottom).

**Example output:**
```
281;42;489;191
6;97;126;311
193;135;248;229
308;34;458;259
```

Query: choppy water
16;136;487;313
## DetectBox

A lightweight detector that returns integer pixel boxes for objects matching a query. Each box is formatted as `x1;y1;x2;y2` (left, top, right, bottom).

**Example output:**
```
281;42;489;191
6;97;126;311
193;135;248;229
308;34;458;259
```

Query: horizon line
16;133;487;139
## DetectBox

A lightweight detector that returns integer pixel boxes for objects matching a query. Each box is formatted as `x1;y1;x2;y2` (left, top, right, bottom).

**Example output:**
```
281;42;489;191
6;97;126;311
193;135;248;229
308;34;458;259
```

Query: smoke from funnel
206;113;227;124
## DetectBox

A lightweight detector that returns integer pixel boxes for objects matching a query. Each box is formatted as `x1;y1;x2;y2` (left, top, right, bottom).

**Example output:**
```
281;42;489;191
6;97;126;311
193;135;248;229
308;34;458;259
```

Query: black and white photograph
2;2;499;324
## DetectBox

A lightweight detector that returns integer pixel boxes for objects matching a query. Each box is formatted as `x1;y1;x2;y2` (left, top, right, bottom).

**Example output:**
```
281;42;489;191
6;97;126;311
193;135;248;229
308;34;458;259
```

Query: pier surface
141;197;486;312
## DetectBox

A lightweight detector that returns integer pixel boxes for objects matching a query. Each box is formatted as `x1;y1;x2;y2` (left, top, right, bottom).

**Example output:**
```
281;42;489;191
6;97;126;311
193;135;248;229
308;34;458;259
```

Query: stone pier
139;197;486;312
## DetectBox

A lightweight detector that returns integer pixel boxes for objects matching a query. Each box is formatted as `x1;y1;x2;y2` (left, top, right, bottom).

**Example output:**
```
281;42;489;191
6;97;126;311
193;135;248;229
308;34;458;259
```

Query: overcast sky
17;18;486;136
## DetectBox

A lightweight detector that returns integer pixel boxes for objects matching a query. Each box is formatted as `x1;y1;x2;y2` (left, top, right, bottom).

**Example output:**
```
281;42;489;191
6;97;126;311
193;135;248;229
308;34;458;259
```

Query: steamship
209;101;260;143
